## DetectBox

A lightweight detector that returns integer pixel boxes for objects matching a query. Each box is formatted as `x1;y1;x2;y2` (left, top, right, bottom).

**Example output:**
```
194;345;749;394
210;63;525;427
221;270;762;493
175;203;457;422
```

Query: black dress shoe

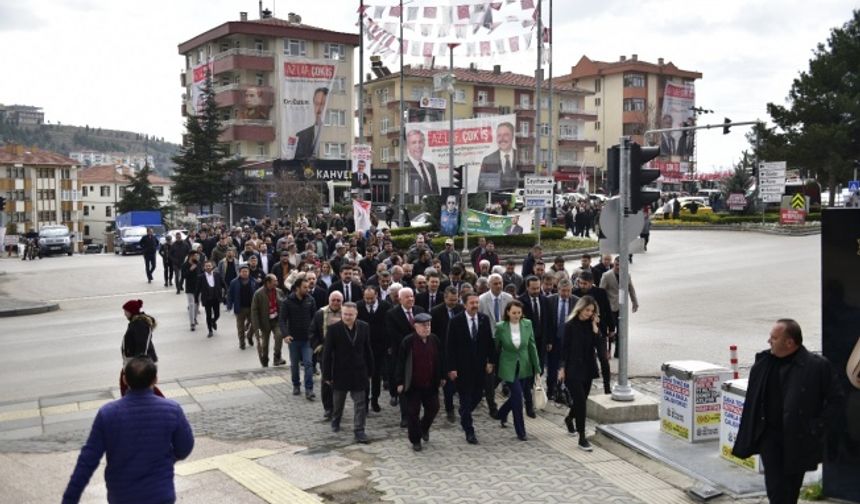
500;419;508;428
399;419;408;428
422;430;429;442
371;400;381;413
390;396;399;407
446;410;456;423
517;434;528;441
489;409;499;420
526;408;537;419
331;424;341;433
564;416;576;434
466;434;479;445
354;432;370;444
324;410;333;420
274;358;286;366
240;341;245;350
412;442;422;452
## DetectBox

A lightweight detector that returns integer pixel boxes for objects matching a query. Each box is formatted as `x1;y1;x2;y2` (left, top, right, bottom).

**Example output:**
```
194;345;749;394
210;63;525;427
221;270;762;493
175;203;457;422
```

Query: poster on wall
280;57;338;160
351;144;372;190
460;208;534;236
658;82;695;160
404;114;518;195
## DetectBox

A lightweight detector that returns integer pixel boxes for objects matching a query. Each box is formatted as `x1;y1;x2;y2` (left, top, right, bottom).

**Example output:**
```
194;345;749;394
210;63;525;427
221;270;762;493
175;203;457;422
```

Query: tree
171;68;244;213
764;10;860;206
721;153;755;213
263;171;323;218
116;163;162;214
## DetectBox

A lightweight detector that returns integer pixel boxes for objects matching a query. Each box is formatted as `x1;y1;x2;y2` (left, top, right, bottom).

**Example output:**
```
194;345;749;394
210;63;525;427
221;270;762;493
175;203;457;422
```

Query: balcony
557;135;597;147
515;132;535;144
558;108;597;121
212;49;274;75
514;103;536;117
219;120;275;143
214;85;275;109
472;101;496;112
180;71;187;87
386;98;419;110
380;126;400;140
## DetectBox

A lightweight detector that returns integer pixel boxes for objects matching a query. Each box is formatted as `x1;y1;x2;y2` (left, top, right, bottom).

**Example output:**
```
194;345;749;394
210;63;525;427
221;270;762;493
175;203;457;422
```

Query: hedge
660;212;822;225
390;227;567;251
389;225;431;237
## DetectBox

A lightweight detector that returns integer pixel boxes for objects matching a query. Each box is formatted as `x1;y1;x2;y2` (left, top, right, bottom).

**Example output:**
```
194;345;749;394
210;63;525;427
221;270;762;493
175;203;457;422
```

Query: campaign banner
439;191;460;236
651;160;683;183
190;60;213;115
659;82;695;160
351;144;372;190
280;58;338;160
353;199;373;232
461;208;534;236
404;114;518;195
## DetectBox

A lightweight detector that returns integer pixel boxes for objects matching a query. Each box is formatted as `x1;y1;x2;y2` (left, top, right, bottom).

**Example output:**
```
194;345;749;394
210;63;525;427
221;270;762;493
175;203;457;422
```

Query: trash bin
660;360;733;442
719;379;763;472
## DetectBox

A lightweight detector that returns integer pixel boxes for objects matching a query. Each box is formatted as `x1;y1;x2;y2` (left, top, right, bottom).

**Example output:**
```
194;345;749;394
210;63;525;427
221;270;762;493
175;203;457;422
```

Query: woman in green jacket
495;299;542;440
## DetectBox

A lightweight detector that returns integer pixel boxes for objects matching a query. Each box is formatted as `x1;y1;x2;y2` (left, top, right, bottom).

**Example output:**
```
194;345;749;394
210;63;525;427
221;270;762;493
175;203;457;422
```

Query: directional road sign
790;193;805;210
759;161;786;203
849;180;859;193
524;175;554;208
598;196;645;254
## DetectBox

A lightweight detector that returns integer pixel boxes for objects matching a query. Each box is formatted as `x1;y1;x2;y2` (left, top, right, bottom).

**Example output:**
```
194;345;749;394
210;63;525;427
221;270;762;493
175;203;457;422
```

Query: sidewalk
0;367;769;504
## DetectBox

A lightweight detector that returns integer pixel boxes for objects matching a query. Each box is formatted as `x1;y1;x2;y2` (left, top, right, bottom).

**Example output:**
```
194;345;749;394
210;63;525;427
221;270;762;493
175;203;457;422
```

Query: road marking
41;403;79;416
0;409;41;422
252;376;286;386
218;379;256;391
48;289;174;303
187;384;221;396
162;388;190;399
176;449;321;503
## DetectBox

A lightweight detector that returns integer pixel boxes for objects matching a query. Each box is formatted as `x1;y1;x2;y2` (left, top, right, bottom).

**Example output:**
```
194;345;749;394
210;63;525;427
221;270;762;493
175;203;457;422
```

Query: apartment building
69;151;155;169
0;144;82;236
554;54;703;178
0;105;45;127
177;10;359;163
360;63;598;195
78;164;172;244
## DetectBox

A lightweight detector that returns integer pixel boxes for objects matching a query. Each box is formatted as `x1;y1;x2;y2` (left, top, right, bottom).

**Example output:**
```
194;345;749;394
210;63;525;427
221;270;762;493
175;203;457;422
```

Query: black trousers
484;373;499;414
760;432;805;504
458;382;485;437
598;335;612;393
162;258;173;284
143;253;157;280
405;386;439;444
443;380;457;412
566;378;593;435
203;301;220;332
370;347;386;403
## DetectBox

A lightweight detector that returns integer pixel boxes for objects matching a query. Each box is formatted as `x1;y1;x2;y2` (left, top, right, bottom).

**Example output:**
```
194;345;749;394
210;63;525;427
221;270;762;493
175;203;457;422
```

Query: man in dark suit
518;275;551;417
477;122;517;191
573;271;614;395
546;278;578;401
405;129;439;195
385;287;426;426
415;272;444;312
357;286;392;413
305;271;329;309
294;87;328;160
328;266;363;303
506;215;524;235
446;292;494;445
431;286;464;422
257;243;275;275
322;302;373;444
352;159;371;189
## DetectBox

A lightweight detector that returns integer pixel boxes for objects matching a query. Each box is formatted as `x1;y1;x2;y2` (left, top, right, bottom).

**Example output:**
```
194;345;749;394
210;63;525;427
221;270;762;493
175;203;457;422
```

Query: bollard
729;345;739;379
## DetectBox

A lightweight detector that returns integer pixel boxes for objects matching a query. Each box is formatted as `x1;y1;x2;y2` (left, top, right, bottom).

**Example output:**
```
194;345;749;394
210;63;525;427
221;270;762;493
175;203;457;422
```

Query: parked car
114;226;149;255
160;229;188;246
37;225;74;257
653;197;713;218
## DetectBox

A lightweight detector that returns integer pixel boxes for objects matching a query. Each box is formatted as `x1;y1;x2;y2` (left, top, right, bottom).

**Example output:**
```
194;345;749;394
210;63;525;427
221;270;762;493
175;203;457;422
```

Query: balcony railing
559;107;597;116
213;48;274;61
558;135;589;141
515;132;534;138
213;83;241;93
472;101;496;108
222;119;273;127
515;103;535;111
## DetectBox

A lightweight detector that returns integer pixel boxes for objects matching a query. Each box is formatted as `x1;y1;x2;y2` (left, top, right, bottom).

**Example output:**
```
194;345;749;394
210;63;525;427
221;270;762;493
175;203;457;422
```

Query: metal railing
213;48;274;61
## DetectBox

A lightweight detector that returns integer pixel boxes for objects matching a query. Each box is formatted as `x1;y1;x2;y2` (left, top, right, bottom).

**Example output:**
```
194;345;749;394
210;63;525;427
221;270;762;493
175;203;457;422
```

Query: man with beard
310;291;344;418
385;287;426;426
281;275;318;399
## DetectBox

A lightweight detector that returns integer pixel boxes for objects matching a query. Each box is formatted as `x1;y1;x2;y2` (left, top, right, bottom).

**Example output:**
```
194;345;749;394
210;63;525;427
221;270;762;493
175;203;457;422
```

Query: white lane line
49;289;176;303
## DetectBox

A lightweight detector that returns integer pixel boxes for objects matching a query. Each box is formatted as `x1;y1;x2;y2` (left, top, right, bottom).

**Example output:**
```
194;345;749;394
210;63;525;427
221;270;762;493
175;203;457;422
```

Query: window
476;90;489;104
84;225;90;236
324;142;347;158
594;97;601;107
381;147;391;162
119;186;127;197
498;106;511;115
559;123;578;138
332;77;347;94
105;206;112;217
518;121;530;136
411;86;430;100
83;205;89;216
233;143;242;156
475;112;494;119
324;109;346;127
82;186;88;197
539;123;550;136
38;168;55;179
324;43;346;60
6;190;24;201
6;166;23;178
623;73;646;88
595;79;601;92
623;98;646;112
254;39;264;52
541;96;549;109
595;121;600;130
100;186;110;197
255;73;265;86
196;48;203;64
153;186;164;196
454;88;466;103
381;116;391;132
61;168;71;179
256;142;269;156
379;87;390;104
62;210;71;222
11;212;27;223
38;211;53;222
284;39;306;56
622;123;645;136
519;94;531;108
220;42;229;53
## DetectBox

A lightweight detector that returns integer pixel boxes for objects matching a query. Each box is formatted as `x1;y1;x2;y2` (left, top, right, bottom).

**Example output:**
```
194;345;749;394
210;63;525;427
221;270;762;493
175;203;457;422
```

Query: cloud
0;3;44;31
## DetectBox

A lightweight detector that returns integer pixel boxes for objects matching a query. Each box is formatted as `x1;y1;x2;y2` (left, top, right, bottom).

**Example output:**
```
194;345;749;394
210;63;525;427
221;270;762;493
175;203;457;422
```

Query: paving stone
0;401;39;413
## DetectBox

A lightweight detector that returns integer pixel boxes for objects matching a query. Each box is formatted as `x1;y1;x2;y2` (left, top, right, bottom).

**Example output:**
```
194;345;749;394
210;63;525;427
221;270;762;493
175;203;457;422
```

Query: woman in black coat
196;260;223;338
558;295;602;452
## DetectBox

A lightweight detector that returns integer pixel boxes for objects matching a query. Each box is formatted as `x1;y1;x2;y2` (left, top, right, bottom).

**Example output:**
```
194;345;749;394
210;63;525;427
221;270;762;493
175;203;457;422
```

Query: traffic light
723;117;731;135
0;196;5;211
606;146;620;195
451;165;464;190
630;143;661;210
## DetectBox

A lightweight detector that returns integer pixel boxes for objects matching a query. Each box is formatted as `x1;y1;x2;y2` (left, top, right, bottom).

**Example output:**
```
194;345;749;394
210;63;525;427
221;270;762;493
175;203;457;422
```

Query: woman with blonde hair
495;299;541;441
558;295;602;451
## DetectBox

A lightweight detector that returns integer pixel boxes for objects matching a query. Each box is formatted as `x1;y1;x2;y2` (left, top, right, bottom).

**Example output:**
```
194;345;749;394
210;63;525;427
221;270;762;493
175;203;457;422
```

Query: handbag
532;375;548;411
848;337;860;390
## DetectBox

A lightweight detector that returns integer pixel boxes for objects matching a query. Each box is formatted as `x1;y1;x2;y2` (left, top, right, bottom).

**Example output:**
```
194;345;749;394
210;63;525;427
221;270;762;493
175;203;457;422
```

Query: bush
389;225;431;237
390;226;567;251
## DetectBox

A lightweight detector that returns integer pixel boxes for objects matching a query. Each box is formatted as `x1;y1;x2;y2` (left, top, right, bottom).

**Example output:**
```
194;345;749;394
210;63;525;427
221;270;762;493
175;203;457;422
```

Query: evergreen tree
117;163;161;214
171;69;244;213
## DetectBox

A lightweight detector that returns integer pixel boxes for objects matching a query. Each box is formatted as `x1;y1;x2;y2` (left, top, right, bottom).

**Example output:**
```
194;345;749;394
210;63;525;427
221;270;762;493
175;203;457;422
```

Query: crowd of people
135;215;641;452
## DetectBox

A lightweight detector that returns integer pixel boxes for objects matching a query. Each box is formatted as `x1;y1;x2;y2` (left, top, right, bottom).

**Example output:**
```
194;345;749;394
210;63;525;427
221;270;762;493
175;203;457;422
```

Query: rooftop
368;65;593;94
79;164;171;185
0;145;76;166
557;55;702;83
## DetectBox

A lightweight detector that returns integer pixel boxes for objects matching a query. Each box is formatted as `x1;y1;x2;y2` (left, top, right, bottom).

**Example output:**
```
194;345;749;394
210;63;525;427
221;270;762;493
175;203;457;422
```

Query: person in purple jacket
62;357;194;504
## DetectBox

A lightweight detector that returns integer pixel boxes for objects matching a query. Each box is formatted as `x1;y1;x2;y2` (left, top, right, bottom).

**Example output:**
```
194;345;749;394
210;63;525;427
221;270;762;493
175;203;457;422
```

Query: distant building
177;10;359;163
0;144;82;237
554;54;702;183
69;151;156;169
0;105;45;127
78;164;172;244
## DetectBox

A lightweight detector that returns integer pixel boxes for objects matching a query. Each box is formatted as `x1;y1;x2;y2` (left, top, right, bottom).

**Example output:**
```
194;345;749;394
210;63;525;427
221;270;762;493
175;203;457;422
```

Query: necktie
370;304;374;315
559;299;566;328
494;297;500;322
504;153;511;173
448;309;454;319
471;317;478;341
533;297;540;323
407;310;414;326
345;284;350;301
430;293;435;307
420;162;432;192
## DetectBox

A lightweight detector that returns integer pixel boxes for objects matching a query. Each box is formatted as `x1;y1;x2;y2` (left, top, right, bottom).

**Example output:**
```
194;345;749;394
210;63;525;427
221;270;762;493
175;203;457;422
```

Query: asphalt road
0;229;820;402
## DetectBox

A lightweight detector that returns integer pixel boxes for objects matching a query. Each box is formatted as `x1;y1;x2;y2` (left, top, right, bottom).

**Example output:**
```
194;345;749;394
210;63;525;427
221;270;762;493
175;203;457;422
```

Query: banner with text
190;60;214;115
404;114;518;195
280;57;338;160
658;82;695;161
461;208;534;236
351;144;372;190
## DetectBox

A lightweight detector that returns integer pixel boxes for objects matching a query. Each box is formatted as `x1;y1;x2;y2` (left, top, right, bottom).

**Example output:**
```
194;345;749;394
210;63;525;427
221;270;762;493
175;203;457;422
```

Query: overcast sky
0;0;855;171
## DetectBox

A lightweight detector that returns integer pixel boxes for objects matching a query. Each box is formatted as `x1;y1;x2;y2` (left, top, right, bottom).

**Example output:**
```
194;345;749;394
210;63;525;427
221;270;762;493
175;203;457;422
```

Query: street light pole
398;0;405;227
612;136;634;402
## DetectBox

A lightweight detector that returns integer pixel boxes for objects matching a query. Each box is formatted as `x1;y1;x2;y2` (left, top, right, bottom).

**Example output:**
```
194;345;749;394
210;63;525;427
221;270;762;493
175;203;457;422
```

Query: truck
115;211;163;230
114;211;165;256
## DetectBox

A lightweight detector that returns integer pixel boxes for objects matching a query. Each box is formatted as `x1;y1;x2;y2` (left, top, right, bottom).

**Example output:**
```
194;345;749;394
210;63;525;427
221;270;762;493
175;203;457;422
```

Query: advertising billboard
280;57;338;160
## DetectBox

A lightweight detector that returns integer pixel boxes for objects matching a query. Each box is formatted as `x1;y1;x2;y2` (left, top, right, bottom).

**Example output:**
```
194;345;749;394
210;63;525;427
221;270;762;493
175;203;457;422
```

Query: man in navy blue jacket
63;357;194;504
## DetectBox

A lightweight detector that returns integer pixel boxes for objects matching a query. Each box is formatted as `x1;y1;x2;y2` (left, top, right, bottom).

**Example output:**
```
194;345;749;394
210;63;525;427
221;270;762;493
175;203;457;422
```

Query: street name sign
524;175;553;208
759;161;786;203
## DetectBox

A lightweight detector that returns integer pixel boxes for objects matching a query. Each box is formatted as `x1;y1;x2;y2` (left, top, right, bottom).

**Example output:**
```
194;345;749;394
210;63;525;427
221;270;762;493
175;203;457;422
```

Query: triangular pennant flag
407;6;418;21
543;26;550;43
424;6;437;19
491;2;503;9
466;42;476;57
495;38;506;55
523;32;533;49
401;39;408;55
509;36;520;52
389;5;401;17
521;0;534;9
373;6;384;18
421;24;433;36
457;5;470;20
423;42;434;57
456;25;468;39
480;41;491;56
357;4;368;14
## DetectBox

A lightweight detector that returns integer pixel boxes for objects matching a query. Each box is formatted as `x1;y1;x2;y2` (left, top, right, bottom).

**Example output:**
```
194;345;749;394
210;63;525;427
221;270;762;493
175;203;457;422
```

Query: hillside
0;121;180;176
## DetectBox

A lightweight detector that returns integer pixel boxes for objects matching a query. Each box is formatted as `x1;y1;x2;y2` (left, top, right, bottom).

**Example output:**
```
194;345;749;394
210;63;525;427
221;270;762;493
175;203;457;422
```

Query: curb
651;224;820;236
0;302;60;318
498;245;600;262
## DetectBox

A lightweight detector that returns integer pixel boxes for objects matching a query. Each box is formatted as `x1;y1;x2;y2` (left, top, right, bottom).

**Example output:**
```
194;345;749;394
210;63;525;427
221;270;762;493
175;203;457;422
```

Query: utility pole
397;0;405;227
358;0;365;141
534;0;542;245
